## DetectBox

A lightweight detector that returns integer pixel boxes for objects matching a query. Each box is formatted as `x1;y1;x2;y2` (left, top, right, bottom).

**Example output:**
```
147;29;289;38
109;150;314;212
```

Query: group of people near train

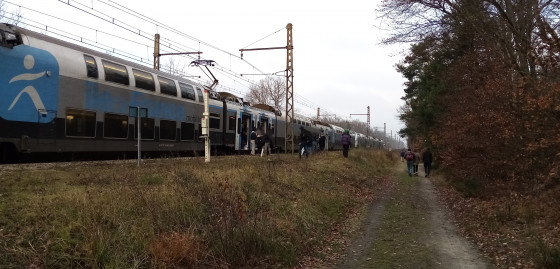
299;126;353;159
402;148;433;177
248;125;335;158
250;128;273;157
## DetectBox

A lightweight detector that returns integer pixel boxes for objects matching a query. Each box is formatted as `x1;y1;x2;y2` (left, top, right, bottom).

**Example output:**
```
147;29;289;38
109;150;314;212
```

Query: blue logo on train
0;45;59;123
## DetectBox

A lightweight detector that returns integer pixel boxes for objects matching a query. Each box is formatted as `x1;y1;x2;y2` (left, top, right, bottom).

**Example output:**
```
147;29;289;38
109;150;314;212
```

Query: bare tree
161;57;187;77
0;0;22;25
245;76;285;111
378;0;560;77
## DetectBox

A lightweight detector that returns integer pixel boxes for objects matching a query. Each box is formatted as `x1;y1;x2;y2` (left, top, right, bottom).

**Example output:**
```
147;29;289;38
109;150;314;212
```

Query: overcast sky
5;0;406;138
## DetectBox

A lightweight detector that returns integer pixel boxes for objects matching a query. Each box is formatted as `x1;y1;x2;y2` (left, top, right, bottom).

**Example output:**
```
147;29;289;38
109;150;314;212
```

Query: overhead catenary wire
241;27;285;49
57;0;269;75
6;1;263;82
4;0;350;120
16;17;153;64
1;6;149;49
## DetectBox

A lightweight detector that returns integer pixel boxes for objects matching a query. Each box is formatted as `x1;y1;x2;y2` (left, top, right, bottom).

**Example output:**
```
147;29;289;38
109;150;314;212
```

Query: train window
196;88;203;102
228;113;236;131
179;83;196;100
158;76;177;97
134;118;155;140
66;108;96;138
209;112;220;129
160;120;176;140
104;113;128;139
103;60;129;85
133;69;155;91
84;55;98;79
181;122;195;141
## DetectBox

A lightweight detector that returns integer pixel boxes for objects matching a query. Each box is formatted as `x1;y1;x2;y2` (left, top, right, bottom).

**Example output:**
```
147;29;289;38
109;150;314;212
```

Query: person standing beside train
261;131;272;157
341;129;352;158
299;126;310;158
250;130;257;155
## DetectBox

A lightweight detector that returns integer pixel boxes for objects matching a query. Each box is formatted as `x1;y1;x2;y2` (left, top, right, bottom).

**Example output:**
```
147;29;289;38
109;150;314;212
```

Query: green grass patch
363;169;440;268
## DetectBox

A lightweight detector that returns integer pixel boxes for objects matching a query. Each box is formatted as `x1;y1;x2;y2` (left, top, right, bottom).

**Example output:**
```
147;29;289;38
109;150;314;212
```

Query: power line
6;1;349;119
56;0;269;81
241;27;285;49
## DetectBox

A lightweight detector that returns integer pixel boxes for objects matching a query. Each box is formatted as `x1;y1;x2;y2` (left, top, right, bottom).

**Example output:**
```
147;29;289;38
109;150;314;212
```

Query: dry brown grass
0;149;396;268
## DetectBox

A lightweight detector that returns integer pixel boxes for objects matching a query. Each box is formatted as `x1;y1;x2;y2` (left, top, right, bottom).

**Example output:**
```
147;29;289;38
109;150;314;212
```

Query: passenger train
0;23;383;162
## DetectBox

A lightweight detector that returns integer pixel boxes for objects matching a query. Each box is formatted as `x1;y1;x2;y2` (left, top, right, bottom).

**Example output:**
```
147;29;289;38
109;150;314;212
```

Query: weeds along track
0;149;397;268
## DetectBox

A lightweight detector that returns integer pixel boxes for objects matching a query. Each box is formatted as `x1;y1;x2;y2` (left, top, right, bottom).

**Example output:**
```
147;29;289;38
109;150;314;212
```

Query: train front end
0;24;60;161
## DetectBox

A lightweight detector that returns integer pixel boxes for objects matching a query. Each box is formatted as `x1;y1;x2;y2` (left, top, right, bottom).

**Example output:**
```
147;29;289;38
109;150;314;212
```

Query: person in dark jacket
299;126;310;158
413;149;421;176
341;129;352;158
261;131;272;157
250;131;257;155
423;148;433;177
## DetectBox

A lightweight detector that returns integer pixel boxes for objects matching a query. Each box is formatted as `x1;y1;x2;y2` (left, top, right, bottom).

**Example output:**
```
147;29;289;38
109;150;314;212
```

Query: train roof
252;104;281;116
13;24;201;87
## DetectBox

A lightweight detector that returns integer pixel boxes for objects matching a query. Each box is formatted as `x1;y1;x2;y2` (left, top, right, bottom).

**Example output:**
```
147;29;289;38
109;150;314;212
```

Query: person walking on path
341;129;352;158
250;130;257;155
404;148;415;176
261;131;272;157
413;149;421;176
423;148;433;177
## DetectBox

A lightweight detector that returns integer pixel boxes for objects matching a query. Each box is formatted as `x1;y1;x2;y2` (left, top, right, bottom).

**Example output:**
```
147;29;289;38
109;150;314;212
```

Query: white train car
0;23;361;162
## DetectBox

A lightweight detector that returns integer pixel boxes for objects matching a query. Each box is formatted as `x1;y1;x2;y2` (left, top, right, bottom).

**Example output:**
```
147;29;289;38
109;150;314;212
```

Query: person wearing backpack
405;148;414;176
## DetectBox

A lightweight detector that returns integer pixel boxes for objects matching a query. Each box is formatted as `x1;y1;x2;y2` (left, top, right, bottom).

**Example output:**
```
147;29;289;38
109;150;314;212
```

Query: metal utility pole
239;23;294;153
285;23;294;153
154;34;160;70
349;106;371;138
153;33;202;70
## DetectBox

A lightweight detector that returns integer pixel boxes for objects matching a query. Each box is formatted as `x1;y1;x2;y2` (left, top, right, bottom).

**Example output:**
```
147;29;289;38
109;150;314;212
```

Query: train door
258;116;269;133
238;112;251;150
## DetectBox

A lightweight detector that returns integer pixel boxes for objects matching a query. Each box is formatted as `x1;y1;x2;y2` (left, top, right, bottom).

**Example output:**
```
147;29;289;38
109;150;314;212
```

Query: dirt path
334;163;491;268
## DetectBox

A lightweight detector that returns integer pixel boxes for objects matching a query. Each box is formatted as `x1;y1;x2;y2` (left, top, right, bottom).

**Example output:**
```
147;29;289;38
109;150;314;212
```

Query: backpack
405;152;414;161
